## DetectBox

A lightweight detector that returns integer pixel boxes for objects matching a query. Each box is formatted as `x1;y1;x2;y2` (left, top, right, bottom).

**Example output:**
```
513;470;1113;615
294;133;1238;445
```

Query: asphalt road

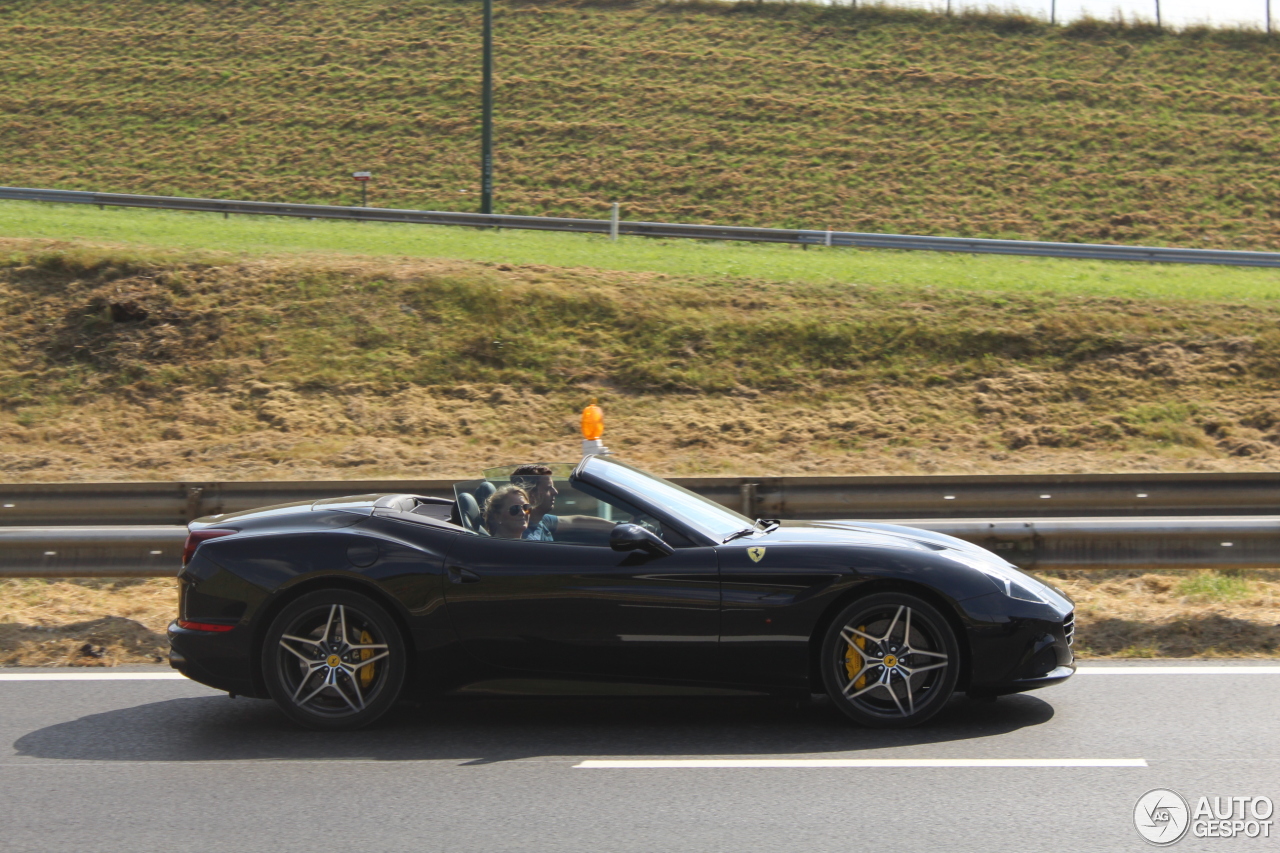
1;663;1277;853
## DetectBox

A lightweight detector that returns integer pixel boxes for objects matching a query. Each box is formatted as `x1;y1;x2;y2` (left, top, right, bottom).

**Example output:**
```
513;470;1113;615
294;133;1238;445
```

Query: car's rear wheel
262;589;406;731
820;592;960;728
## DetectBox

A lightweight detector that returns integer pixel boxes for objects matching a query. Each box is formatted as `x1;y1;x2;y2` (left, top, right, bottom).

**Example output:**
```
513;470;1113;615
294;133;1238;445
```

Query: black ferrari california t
169;454;1075;730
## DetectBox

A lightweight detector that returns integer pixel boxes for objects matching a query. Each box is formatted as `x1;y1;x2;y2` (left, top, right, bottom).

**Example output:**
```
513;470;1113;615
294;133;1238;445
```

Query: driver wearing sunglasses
482;486;533;539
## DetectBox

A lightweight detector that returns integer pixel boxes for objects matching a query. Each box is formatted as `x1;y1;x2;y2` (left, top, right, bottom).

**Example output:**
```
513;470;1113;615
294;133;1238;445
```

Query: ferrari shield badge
747;546;766;563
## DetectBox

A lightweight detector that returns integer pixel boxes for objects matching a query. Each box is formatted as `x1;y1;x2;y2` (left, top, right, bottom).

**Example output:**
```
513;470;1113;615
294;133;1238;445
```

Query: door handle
447;565;482;584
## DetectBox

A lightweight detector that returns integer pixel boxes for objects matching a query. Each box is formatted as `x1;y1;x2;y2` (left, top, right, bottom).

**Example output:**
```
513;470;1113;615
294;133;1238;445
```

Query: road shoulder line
575;758;1149;768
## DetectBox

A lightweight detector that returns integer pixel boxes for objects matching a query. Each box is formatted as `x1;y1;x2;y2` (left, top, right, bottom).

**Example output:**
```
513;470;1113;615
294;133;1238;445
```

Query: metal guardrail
3;473;1278;527
2;517;1276;578
0;527;186;579
689;472;1280;522
915;516;1280;572
2;475;1276;576
4;185;1279;267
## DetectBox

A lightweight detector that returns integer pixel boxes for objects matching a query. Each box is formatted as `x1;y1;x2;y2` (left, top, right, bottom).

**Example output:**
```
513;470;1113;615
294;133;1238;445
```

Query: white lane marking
0;672;188;681
1076;666;1280;675
575;758;1148;768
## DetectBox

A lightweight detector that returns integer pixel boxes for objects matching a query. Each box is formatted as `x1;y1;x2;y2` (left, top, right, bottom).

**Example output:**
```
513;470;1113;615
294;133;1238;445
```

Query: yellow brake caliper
359;630;376;688
844;625;868;690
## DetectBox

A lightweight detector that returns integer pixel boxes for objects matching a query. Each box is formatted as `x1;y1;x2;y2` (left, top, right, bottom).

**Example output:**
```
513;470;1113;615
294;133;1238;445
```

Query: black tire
261;589;407;731
820;592;960;728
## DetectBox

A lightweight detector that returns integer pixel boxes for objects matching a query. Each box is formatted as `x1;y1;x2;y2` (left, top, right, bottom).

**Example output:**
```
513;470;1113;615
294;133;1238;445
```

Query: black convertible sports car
169;455;1075;730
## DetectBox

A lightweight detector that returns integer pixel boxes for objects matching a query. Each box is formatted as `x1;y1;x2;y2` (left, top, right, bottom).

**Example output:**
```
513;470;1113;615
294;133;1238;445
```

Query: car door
443;479;720;682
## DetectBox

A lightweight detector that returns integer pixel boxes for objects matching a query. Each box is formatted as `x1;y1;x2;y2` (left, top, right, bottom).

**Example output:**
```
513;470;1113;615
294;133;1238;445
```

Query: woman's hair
482;485;530;533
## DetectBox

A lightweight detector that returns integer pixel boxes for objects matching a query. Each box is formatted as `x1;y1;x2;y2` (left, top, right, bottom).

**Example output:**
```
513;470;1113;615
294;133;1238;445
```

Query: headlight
985;566;1051;604
942;551;1049;604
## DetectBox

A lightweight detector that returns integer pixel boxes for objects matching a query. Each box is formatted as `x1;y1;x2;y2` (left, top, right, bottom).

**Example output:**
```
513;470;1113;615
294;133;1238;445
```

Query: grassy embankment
3;208;1280;663
3;1;1280;661
2;0;1278;248
4;205;1280;482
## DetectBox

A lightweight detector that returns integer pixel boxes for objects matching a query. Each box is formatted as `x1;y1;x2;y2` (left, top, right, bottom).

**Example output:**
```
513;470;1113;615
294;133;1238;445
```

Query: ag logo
1135;788;1190;846
747;546;766;563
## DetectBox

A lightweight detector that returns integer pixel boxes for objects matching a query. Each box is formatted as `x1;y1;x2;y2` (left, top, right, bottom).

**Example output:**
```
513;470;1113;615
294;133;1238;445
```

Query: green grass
1176;571;1253;602
1;0;1277;249
5;233;1280;478
6;223;1280;402
6;200;1280;302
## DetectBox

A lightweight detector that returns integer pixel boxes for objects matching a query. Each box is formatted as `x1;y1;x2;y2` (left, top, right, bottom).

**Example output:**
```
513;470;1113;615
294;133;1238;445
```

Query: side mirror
610;523;675;557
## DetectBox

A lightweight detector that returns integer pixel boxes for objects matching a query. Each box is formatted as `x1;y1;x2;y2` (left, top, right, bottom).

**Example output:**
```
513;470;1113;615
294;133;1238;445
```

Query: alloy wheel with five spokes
820;592;960;728
262;590;406;731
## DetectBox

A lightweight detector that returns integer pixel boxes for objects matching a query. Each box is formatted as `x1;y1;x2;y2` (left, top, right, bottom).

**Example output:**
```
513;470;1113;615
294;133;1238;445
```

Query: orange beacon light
581;401;604;441
581;401;609;456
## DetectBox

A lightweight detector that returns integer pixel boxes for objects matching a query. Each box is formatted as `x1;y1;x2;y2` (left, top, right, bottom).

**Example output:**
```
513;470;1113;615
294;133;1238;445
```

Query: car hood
744;519;992;559
787;520;1073;609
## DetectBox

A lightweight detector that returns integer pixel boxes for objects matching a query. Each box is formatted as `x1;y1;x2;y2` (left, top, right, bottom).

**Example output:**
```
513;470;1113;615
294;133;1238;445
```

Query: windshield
482;463;577;479
579;456;753;541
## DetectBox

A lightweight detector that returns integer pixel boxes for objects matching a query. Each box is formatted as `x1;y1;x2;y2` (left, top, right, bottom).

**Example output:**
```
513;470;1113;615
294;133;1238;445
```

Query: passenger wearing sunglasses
482;486;533;539
512;463;560;542
510;463;621;544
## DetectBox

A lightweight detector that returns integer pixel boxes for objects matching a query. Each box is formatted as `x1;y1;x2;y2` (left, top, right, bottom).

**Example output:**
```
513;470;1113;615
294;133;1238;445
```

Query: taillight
182;529;235;566
177;620;235;633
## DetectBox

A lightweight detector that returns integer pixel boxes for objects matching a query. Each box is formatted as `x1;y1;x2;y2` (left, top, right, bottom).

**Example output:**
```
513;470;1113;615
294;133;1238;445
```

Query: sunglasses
506;503;532;517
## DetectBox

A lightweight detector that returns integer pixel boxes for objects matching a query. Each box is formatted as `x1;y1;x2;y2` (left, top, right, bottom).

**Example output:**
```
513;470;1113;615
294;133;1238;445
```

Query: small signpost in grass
352;171;372;207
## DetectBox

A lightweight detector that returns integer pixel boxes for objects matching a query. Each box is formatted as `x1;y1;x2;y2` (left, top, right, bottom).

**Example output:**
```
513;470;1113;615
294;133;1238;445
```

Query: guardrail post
610;203;620;242
184;486;204;523
979;522;1042;571
740;483;757;518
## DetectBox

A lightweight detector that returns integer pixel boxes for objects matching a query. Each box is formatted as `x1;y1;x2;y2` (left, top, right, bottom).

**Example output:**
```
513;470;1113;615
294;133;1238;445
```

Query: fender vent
1063;612;1075;646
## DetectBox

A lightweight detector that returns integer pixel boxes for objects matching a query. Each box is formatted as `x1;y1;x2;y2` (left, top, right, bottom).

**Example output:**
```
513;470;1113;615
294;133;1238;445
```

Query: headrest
474;480;497;506
457;492;482;533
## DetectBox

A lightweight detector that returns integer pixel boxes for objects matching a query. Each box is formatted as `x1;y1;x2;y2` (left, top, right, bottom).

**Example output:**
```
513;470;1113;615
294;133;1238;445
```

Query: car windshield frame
574;456;754;543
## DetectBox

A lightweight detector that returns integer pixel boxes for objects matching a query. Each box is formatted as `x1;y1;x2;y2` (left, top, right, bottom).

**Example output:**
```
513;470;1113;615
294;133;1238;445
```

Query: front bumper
970;663;1077;698
959;592;1075;697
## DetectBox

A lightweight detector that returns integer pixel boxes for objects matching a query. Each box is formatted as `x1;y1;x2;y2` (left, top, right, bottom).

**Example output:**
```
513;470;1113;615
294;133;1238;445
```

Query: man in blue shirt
510;463;617;543
511;464;560;541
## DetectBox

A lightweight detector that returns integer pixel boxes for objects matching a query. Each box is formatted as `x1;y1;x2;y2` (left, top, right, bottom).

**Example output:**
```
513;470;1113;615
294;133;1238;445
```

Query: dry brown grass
2;572;1276;667
0;579;174;666
1039;570;1280;658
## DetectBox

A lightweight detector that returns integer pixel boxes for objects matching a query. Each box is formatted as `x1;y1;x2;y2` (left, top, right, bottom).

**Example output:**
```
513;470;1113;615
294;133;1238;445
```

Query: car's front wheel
262;589;407;731
820;592;960;727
